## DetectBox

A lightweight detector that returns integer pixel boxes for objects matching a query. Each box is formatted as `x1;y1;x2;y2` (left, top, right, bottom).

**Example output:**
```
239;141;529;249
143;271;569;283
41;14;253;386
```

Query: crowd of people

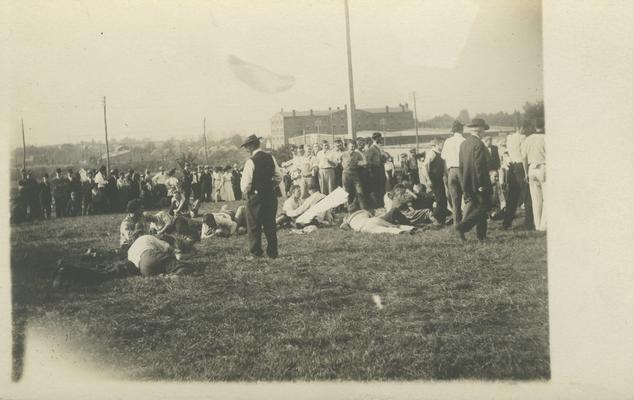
12;163;244;223
28;117;546;288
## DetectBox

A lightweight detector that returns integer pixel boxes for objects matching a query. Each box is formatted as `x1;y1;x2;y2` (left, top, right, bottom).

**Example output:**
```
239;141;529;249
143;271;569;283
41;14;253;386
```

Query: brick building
270;104;415;149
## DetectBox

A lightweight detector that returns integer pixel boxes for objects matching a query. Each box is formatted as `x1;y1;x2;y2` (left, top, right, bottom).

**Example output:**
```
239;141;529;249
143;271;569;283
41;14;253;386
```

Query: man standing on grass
365;132;387;208
421;138;448;224
442;120;466;225
52;168;70;218
502;123;534;230
316;141;337;195
240;134;283;260
455;118;492;242
522;126;547;231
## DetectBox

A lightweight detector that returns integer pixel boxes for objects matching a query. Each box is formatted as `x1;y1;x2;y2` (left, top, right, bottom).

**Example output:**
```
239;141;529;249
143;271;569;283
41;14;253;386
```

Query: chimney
405;102;409;109
292;109;296;117
385;105;389;113
310;109;313;116
400;104;405;112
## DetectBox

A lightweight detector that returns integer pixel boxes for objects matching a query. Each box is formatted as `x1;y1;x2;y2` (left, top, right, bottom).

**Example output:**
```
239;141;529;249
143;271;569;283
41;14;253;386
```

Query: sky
4;0;543;147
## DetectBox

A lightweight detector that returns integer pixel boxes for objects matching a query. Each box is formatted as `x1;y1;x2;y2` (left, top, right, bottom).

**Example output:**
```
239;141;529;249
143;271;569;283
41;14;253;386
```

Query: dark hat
520;121;536;134
451;120;464;133
466;118;489;130
372;131;383;140
240;134;262;148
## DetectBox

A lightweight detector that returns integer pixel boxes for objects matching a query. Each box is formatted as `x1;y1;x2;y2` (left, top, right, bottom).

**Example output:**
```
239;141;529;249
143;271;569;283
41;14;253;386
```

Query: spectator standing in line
231;164;242;200
442;120;466;226
39;173;52;219
316;140;337;195
365;132;387;208
502;123;534;230
52;168;70;218
522;126;547;231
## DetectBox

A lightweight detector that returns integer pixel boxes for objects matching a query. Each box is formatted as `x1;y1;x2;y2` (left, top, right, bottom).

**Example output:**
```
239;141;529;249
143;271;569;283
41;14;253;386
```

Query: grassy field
10;200;549;381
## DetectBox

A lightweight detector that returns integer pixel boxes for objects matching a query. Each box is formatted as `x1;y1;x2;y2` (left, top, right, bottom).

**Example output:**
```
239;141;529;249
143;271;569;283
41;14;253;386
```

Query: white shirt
316;150;335;169
95;171;108;188
521;133;546;166
441;133;465;168
127;235;171;268
283;196;302;215
153;172;167;185
240;149;283;194
505;132;526;163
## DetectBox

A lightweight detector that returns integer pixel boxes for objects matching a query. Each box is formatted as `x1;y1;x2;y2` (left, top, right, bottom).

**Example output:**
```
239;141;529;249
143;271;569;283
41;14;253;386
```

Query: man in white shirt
316;141;337;195
240;134;283;259
522;128;547;231
441;121;466;225
276;185;302;227
286;184;330;226
502;123;534;230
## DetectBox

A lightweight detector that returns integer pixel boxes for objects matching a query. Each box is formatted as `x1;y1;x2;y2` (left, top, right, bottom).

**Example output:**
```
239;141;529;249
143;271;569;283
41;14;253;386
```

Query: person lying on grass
52;234;196;288
119;199;166;252
382;183;439;226
339;208;416;235
200;205;248;239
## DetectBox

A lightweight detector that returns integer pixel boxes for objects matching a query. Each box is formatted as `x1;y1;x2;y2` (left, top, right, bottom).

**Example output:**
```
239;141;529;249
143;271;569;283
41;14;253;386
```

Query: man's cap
451;120;464;133
372;131;382;140
466;118;490;130
240;134;262;148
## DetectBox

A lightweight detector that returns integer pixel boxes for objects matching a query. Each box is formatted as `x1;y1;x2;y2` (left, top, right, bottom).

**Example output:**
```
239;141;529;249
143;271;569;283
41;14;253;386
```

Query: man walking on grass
240;134;283;260
455;118;492;242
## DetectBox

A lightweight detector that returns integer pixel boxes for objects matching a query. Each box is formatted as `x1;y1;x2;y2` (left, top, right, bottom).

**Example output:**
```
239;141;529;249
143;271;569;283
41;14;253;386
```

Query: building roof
275;105;410;118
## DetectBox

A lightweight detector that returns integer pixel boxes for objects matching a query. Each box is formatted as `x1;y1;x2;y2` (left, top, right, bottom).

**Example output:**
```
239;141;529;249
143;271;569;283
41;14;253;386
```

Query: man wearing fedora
239;134;283;259
456;118;492;241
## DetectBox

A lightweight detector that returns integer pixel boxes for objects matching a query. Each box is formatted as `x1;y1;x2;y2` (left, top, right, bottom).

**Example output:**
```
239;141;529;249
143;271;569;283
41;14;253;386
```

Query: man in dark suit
365;132;387;208
456;118;492;241
240;135;283;260
483;136;500;172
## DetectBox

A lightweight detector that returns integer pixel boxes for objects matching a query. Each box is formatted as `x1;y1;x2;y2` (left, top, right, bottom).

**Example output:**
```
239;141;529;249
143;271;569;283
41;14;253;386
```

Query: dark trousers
334;166;343;187
342;171;369;212
369;165;386;208
447;168;463;225
381;208;411;226
431;176;448;223
503;163;534;228
41;201;52;219
457;192;491;239
54;196;67;218
407;169;420;185
245;192;278;258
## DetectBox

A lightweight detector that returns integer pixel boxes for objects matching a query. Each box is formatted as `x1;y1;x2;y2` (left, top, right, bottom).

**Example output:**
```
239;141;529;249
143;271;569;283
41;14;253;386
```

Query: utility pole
344;0;357;140
203;117;209;164
103;96;111;172
412;92;420;153
21;118;26;170
330;110;335;143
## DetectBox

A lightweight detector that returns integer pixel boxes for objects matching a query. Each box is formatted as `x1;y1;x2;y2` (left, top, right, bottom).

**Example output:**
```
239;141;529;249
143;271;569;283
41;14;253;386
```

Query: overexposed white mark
372;294;384;310
227;54;295;93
